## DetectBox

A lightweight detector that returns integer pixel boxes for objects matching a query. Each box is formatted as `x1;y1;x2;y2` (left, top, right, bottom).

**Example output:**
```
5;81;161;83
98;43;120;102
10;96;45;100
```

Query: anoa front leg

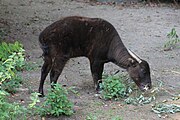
90;60;104;91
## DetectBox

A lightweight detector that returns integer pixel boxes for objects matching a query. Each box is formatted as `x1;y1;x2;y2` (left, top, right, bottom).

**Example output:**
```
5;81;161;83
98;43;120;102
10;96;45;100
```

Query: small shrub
0;42;25;62
0;87;74;119
0;41;25;92
28;92;41;109
100;75;130;100
0;90;27;120
100;74;158;106
27;92;44;117
164;28;180;50
41;83;74;117
0;52;24;82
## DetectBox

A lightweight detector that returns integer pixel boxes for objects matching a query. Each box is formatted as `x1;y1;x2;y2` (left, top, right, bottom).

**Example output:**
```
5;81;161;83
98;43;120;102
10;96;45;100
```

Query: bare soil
0;0;180;120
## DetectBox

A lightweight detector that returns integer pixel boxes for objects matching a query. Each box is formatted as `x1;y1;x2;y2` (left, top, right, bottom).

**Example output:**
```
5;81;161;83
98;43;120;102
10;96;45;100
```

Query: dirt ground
0;0;180;120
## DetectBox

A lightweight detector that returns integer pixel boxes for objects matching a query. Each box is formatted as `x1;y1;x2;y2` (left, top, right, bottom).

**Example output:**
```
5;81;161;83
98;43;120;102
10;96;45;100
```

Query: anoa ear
128;58;136;67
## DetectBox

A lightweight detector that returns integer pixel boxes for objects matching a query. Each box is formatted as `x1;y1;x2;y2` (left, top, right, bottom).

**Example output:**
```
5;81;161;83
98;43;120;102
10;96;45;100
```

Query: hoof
96;86;103;94
95;79;103;93
38;92;45;97
38;94;45;97
96;89;102;94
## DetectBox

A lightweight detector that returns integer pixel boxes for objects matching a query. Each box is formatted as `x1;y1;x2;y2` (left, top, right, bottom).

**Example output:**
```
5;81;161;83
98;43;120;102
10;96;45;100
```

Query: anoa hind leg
38;55;52;97
50;56;69;88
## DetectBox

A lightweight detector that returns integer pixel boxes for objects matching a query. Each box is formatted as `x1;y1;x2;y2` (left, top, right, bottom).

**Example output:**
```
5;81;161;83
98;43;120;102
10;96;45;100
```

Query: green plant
27;92;44;117
0;42;25;62
152;103;180;118
0;42;25;81
29;92;41;109
124;80;163;106
164;28;180;50
100;75;130;100
0;52;24;82
1;74;22;93
124;94;155;105
0;41;25;93
0;90;27;120
41;83;74;116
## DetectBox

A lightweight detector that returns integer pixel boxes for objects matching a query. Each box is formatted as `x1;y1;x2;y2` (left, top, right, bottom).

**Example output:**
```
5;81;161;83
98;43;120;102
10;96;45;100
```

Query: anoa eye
141;69;146;74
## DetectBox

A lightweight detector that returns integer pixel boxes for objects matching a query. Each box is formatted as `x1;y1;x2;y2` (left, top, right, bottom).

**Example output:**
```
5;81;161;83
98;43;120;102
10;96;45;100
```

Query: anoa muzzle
38;16;152;96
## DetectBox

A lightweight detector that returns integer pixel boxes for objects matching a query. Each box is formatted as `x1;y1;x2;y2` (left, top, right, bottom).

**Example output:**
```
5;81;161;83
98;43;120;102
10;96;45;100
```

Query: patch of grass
164;28;180;50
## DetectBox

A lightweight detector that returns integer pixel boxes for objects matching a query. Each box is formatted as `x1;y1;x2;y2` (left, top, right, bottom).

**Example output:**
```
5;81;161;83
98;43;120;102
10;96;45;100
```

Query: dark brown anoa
38;16;152;96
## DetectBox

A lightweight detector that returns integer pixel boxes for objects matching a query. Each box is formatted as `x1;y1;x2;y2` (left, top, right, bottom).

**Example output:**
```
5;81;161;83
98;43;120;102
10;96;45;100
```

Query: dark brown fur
38;16;151;96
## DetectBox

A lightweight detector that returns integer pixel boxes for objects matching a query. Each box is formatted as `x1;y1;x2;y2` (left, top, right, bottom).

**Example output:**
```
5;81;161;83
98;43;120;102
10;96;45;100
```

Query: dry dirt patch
0;0;180;119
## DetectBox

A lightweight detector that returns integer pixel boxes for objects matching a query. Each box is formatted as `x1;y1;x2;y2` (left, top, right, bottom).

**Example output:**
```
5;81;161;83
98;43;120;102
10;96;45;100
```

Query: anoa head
127;50;152;91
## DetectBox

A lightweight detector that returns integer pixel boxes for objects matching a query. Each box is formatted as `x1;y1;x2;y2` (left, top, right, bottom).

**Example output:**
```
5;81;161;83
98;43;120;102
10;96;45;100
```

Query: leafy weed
40;83;74;117
100;74;131;100
164;28;180;50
